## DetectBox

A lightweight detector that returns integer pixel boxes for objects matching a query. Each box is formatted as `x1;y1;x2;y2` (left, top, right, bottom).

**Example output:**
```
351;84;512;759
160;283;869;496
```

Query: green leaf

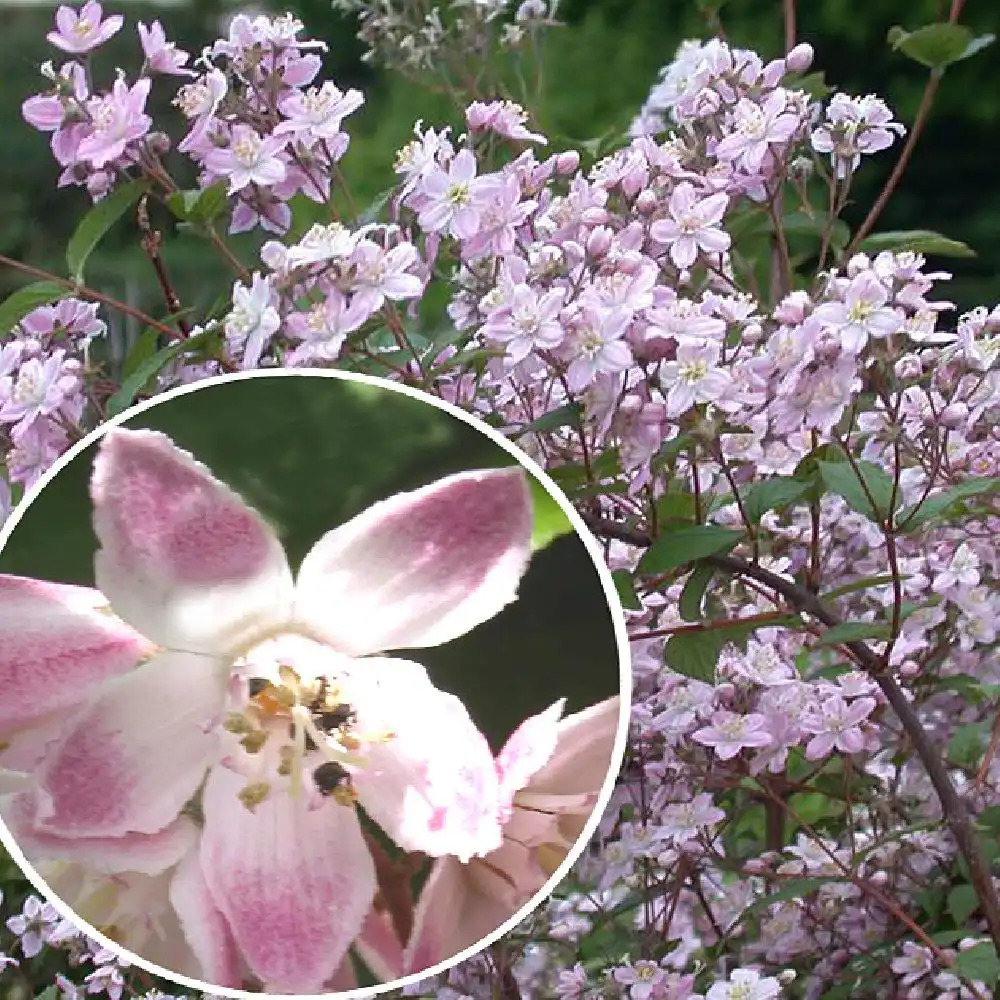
740;877;834;918
679;563;715;621
977;805;1000;832
896;476;1000;531
107;329;211;416
528;475;574;552
818;459;898;522
815;621;891;646
820;575;899;600
0;280;68;333
948;883;980;926
662;629;723;682
66;179;146;281
741;476;810;523
858;229;976;258
511;402;582;439
165;183;229;225
948;722;989;769
954;941;1000;987
888;22;974;69
122;326;163;378
638;524;743;575
611;569;641;611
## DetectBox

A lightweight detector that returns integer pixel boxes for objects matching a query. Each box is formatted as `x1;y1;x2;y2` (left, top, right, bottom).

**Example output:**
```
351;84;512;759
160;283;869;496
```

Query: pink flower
402;697;620;975
76;78;152;170
714;89;801;172
4;429;535;991
693;710;773;760
285;291;371;365
801;695;877;759
417;150;489;239
47;2;122;54
203;125;287;193
137;21;193;77
649;182;731;269
274;82;364;144
465;100;547;145
659;339;734;416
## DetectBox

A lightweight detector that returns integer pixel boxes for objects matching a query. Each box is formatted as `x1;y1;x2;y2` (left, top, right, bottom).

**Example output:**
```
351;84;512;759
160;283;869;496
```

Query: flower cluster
5;5;1000;1000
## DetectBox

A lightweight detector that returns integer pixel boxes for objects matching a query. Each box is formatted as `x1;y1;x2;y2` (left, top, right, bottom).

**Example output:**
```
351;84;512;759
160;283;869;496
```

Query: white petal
294;467;532;656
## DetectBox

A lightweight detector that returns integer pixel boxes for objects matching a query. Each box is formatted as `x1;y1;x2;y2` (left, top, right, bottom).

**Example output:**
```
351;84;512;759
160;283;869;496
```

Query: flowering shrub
2;1;1000;998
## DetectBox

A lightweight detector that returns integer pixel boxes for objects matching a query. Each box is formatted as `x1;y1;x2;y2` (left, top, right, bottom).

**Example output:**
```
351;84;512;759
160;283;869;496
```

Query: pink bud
555;150;579;175
786;42;814;74
586;226;612;258
635;189;658;214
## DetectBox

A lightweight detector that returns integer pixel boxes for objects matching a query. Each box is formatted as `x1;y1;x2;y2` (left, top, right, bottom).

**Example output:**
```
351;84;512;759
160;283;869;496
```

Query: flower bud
940;402;969;429
786;42;815;73
555;150;579;174
586;226;612;258
635;189;658;214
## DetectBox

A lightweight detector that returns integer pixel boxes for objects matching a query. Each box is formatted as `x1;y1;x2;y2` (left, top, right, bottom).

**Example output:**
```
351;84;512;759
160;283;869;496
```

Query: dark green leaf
107;329;211;416
819;459;898;522
888;22;973;69
815;621;891;646
948;883;980;926
511;402;582;439
122;326;163;378
66;179;146;281
662;628;723;682
0;280;68;334
638;525;744;575
858;229;975;258
954;941;1000;986
948;722;989;769
679;563;715;621
741;476;810;523
896;477;1000;531
611;569;641;611
977;805;1000;832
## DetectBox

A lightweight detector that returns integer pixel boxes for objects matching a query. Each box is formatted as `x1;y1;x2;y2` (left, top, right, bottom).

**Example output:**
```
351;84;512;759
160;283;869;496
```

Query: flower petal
91;429;294;655
404;857;508;975
294;467;532;656
6;789;197;875
169;845;242;988
527;695;621;794
34;651;225;837
495;698;565;818
0;575;153;735
353;910;405;984
199;764;377;993
347;658;503;862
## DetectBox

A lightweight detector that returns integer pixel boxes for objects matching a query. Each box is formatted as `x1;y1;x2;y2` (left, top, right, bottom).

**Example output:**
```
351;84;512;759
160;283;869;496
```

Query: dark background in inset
0;374;621;749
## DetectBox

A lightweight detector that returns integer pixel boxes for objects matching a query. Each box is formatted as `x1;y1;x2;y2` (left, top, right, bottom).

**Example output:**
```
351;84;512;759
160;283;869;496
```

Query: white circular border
0;368;631;999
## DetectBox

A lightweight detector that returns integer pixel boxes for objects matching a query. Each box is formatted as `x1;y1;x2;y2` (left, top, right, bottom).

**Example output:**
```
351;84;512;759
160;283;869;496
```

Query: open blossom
800;695;877;759
811;92;904;178
76;77;152;170
137;21;193;76
649;182;730;269
224;272;280;368
47;2;122;54
714;89;802;172
659;339;734;416
403;697;620;975
706;968;782;1000
693;710;773;760
204;125;287;193
417;149;489;239
1;428;536;991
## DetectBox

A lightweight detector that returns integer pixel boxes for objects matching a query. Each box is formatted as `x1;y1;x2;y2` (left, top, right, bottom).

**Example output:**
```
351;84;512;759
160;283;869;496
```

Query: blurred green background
0;374;622;749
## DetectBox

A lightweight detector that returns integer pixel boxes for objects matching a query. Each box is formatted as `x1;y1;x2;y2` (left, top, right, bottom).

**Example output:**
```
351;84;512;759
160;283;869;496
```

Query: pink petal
294;467;532;656
91;429;294;655
404;857;508;975
6;790;197;875
495;699;565;817
354;910;405;984
347;658;503;863
34;651;226;837
527;696;621;795
0;575;154;734
199;764;376;993
169;845;242;987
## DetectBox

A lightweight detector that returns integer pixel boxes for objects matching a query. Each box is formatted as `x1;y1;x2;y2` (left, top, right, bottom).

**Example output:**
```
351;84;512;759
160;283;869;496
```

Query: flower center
222;635;394;811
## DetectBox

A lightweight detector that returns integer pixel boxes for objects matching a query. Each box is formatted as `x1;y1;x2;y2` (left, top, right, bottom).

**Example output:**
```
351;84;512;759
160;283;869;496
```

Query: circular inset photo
0;370;628;996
